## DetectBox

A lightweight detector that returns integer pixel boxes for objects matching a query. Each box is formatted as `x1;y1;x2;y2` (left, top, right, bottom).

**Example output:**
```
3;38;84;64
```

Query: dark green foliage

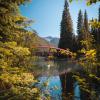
84;10;89;32
72;35;78;52
98;6;100;21
91;18;98;45
77;10;84;50
91;7;100;45
97;7;100;44
58;0;73;51
77;10;84;36
77;10;92;50
83;10;92;50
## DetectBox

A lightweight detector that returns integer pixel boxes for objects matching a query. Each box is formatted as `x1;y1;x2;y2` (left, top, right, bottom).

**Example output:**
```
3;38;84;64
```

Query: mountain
50;38;59;47
31;32;56;53
32;32;53;47
43;36;59;47
44;36;53;42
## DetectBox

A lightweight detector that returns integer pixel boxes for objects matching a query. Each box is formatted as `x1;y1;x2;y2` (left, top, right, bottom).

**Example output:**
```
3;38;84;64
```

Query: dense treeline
0;0;41;99
59;0;100;99
59;0;100;53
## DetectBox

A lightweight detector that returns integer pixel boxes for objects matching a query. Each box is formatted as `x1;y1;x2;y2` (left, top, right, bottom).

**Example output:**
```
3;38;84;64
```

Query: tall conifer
91;7;100;45
97;7;100;44
77;10;84;50
83;10;92;50
58;0;73;50
84;10;89;32
98;6;100;22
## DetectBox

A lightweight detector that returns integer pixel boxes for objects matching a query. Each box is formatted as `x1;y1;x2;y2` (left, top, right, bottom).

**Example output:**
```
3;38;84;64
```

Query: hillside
31;32;55;53
43;36;59;47
33;34;54;47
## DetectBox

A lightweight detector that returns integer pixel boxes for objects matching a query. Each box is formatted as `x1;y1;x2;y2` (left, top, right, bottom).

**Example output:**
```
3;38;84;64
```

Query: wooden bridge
32;45;73;58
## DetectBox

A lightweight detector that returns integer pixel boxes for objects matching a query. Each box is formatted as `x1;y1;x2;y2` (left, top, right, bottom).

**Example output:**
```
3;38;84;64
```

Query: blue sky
20;0;100;37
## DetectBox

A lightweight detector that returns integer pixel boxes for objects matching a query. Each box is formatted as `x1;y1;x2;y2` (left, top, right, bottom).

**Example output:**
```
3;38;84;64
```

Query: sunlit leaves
85;49;96;58
0;0;41;99
86;0;100;5
89;19;100;28
14;47;30;56
32;88;39;93
76;38;99;98
69;0;100;5
0;41;30;59
0;72;34;85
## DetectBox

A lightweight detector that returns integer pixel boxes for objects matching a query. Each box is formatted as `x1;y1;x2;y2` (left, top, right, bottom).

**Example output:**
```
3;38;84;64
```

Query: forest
0;0;100;100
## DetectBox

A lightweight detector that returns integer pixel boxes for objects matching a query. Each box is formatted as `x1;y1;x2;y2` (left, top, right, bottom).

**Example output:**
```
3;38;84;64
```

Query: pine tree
98;7;100;22
97;6;100;44
84;10;89;32
0;0;27;42
95;7;100;45
91;7;100;45
58;0;73;50
91;18;96;44
77;10;84;50
83;10;92;50
97;7;100;78
72;35;78;52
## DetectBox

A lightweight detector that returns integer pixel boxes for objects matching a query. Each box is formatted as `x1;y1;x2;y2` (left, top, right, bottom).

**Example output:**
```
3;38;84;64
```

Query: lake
33;57;81;100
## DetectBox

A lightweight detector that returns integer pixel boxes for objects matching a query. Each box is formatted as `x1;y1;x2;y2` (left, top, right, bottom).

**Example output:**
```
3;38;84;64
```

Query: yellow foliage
0;72;35;85
85;49;96;58
32;88;39;93
13;47;30;56
48;55;54;60
49;48;57;53
89;20;100;28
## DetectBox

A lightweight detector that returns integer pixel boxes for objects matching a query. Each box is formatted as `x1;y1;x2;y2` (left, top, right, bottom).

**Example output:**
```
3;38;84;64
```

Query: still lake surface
33;57;81;100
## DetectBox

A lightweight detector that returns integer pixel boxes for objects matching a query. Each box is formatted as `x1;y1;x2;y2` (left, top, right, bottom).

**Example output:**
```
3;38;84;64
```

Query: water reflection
38;76;62;100
74;82;81;100
33;57;80;100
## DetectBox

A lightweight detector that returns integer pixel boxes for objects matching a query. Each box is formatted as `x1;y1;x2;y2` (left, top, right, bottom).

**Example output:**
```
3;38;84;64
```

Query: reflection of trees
55;60;75;73
59;71;74;100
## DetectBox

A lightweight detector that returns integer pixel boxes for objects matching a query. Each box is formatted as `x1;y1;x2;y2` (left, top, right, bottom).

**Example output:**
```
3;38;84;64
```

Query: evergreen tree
91;18;97;44
0;0;29;42
95;7;100;45
97;6;100;44
72;34;78;52
91;8;100;45
84;10;89;32
97;7;100;78
58;0;73;50
99;7;100;22
83;10;92;50
77;10;84;50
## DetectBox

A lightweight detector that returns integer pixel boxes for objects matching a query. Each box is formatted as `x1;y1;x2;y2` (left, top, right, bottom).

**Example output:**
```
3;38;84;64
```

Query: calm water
38;76;62;100
33;57;81;100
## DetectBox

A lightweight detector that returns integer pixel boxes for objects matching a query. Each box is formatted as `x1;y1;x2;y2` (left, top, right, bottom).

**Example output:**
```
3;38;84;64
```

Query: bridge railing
32;45;75;59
